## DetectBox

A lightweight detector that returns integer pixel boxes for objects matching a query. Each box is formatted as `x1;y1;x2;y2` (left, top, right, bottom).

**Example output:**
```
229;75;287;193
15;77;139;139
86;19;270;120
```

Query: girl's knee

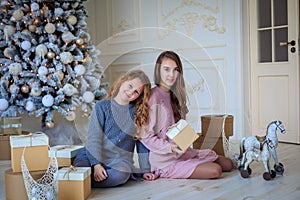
212;164;222;178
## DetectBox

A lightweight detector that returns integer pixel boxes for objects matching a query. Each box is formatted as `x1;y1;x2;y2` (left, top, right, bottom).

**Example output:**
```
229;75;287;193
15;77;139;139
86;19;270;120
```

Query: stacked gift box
193;115;234;156
0;116;23;161
5;131;90;200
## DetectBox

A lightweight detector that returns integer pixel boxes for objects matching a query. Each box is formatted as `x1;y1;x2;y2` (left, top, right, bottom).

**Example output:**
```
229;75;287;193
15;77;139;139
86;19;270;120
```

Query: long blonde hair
154;51;188;121
107;69;151;138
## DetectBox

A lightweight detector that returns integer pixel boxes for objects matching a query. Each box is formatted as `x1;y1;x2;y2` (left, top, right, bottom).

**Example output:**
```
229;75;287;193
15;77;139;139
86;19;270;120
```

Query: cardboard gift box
1;116;22;135
49;145;84;167
10;133;50;172
193;114;234;156
5;168;46;200
0;135;11;160
58;167;91;200
166;119;199;151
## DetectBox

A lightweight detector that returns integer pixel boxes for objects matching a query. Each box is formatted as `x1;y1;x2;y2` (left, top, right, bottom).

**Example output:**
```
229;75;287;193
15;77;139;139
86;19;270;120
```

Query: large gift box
10;132;50;172
0;135;11;160
5;168;46;200
193;115;234;156
1;116;22;135
166;119;199;151
49;145;84;167
58;167;91;200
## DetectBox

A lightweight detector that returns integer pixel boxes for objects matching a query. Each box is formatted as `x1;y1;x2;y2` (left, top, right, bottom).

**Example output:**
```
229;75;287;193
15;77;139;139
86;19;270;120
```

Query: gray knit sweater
75;99;150;173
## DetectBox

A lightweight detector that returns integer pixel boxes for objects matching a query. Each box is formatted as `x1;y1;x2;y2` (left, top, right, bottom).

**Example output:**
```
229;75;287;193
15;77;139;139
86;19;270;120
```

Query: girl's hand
93;164;108;182
171;144;184;158
143;172;158;181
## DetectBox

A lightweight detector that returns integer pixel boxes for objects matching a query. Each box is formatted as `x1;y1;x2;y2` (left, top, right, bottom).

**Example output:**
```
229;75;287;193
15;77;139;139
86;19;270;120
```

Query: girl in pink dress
140;51;233;179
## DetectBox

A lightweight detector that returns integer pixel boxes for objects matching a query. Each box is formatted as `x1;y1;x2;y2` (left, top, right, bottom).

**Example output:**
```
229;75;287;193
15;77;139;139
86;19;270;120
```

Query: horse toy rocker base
237;120;286;181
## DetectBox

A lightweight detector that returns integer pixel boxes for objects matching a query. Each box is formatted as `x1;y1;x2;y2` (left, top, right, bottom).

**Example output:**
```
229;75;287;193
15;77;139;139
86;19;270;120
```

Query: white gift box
10;132;49;147
166;119;199;151
58;167;91;200
10;132;49;172
49;145;83;158
49;145;84;167
58;167;91;181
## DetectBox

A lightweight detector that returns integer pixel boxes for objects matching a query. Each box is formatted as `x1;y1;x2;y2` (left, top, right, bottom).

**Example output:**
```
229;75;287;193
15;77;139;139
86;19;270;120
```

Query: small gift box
5;169;46;200
58;166;91;200
1;116;22;135
166;119;199;151
10;132;50;172
49;145;84;167
0;135;11;160
193;115;234;156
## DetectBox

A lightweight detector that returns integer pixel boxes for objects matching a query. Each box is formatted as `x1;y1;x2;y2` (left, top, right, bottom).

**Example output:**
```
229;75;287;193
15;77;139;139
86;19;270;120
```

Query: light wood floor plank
1;143;299;200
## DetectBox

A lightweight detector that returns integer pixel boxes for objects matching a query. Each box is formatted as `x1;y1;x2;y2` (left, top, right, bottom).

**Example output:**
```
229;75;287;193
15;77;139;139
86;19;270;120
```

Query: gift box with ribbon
49;145;84;167
0;135;11;160
1;116;22;135
166;119;199;151
10;132;50;172
58;166;91;200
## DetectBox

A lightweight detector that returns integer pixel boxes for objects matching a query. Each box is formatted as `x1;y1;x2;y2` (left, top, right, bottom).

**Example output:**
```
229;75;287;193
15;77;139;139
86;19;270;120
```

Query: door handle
279;40;296;46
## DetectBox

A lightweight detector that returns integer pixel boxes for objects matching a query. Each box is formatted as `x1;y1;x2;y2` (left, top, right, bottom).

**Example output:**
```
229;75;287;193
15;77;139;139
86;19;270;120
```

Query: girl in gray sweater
73;70;157;187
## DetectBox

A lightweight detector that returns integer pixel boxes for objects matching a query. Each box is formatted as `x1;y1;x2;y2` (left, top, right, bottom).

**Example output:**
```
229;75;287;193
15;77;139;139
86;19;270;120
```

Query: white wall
84;0;246;139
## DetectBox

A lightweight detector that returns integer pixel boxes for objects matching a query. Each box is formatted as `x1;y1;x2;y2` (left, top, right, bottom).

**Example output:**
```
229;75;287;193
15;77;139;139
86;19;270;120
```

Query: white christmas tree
0;0;107;128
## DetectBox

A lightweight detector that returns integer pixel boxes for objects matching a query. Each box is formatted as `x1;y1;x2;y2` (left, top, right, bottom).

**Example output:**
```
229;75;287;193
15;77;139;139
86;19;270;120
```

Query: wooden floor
1;143;300;200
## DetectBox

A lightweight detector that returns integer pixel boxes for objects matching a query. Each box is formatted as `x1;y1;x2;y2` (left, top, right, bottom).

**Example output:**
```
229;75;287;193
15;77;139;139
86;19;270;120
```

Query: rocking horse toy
238;120;286;180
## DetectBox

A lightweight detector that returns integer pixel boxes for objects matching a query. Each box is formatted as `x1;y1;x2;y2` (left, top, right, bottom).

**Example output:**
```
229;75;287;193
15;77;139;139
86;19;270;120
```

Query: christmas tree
0;0;107;128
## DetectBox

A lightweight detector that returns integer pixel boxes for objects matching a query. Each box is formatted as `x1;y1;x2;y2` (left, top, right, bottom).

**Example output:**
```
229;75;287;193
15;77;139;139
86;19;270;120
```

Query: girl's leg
214;155;233;172
188;162;222;179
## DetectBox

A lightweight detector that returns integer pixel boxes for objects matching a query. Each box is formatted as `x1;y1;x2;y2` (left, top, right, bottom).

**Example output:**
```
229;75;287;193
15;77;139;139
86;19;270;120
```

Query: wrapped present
10;132;50;172
0;135;11;160
1;116;22;135
49;145;84;167
5;169;46;200
58;166;91;200
166;119;199;151
193;114;234;156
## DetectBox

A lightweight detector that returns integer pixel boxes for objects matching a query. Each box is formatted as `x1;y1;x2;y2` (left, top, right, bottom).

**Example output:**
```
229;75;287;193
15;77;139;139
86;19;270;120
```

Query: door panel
250;0;299;143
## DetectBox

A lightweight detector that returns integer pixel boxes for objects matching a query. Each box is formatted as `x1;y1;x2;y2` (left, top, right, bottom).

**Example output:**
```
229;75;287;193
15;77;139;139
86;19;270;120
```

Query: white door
250;0;299;143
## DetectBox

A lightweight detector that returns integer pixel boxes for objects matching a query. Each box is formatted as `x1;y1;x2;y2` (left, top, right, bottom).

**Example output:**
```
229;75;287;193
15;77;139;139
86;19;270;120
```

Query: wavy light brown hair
107;69;151;138
154;51;188;122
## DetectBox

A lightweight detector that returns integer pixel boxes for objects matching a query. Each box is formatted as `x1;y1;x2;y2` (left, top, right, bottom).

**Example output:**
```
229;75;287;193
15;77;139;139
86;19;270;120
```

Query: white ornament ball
35;44;48;57
83;91;95;103
4;25;15;38
62;31;75;43
63;84;75;96
21;85;29;93
13;9;24;21
47;51;55;59
46;121;55;128
31;85;42;96
4;47;15;58
65;111;76;121
25;101;35;111
0;99;9;111
8;62;22;76
31;2;39;11
54;8;64;16
60;52;73;64
56;71;64;81
74;65;86;76
67;15;77;25
9;84;19;93
76;38;84;45
21;41;31;50
42;94;54;107
45;23;56;34
28;24;36;32
38;66;48;76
